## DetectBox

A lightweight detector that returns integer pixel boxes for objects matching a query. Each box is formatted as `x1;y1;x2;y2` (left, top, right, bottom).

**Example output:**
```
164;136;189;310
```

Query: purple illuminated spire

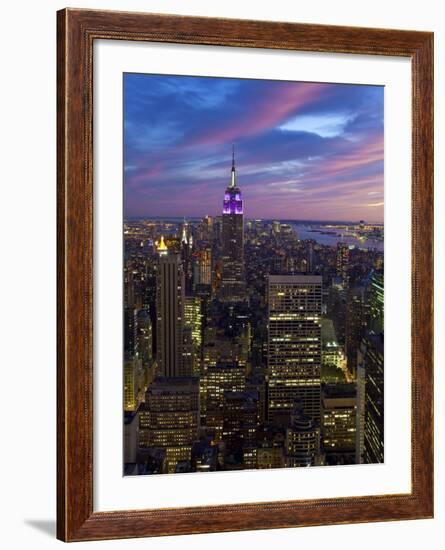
223;145;243;215
231;144;236;188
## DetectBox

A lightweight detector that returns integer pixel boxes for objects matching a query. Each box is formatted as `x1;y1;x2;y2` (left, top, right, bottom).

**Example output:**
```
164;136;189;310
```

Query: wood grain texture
57;8;434;542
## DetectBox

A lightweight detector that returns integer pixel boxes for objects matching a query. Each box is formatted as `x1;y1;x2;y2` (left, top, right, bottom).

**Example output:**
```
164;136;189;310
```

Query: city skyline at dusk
124;74;384;222
123;73;384;476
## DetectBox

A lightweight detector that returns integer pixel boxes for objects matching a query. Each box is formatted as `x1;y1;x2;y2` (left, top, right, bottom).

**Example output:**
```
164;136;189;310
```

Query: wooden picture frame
57;8;434;542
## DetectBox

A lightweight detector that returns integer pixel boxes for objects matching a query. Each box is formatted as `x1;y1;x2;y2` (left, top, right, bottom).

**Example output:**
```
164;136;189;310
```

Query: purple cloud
124;74;384;222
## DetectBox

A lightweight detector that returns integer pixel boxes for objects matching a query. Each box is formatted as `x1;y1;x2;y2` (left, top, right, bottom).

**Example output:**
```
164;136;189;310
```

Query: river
292;224;384;252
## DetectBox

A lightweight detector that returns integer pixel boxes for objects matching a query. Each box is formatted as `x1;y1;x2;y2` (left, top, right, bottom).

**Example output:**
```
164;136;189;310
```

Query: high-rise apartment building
268;275;322;425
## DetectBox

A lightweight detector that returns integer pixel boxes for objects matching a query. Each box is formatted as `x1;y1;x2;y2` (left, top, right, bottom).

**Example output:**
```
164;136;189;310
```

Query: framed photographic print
57;8;434;542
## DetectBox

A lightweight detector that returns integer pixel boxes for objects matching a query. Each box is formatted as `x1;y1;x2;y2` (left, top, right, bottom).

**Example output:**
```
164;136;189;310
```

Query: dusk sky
124;73;384;222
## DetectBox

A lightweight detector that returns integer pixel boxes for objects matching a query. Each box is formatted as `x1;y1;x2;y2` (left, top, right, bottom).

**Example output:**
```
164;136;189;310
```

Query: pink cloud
127;161;165;188
315;134;383;178
187;83;329;146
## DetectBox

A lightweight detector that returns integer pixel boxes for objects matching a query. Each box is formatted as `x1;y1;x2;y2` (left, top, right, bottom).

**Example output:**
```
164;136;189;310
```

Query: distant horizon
124;215;384;225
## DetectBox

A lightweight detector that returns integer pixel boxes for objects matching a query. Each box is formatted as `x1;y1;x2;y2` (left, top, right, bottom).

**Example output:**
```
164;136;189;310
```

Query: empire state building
220;146;245;302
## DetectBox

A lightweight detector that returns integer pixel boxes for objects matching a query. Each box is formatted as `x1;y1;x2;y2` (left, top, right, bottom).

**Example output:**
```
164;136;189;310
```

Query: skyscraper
139;377;200;473
345;287;367;376
156;239;185;377
124;261;135;308
220;146;245;302
124;306;138;357
357;270;384;464
124;356;144;412
184;295;203;376
320;318;345;382
336;242;350;287
204;362;246;439
197;247;212;286
222;391;259;461
285;401;320;467
361;332;384;464
355;359;366;463
321;383;356;464
136;308;153;367
369;270;384;333
272;220;281;235
181;221;194;293
268;275;322;426
181;327;194;377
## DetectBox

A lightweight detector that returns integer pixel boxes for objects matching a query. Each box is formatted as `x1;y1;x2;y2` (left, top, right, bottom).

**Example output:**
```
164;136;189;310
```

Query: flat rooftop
149;376;200;392
269;275;322;284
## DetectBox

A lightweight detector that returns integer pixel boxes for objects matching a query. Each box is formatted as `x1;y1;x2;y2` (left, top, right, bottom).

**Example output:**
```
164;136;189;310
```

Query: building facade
285;403;320;467
336;242;350;288
197;247;212;286
204;363;246;439
139;377;200;473
361;333;384;463
369;270;384;333
184;295;203;377
268;275;322;426
220;147;245;302
156;242;185;377
321;383;356;464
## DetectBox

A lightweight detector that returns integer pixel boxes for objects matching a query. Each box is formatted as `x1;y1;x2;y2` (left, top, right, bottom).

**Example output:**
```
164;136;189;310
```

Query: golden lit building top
157;235;168;255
